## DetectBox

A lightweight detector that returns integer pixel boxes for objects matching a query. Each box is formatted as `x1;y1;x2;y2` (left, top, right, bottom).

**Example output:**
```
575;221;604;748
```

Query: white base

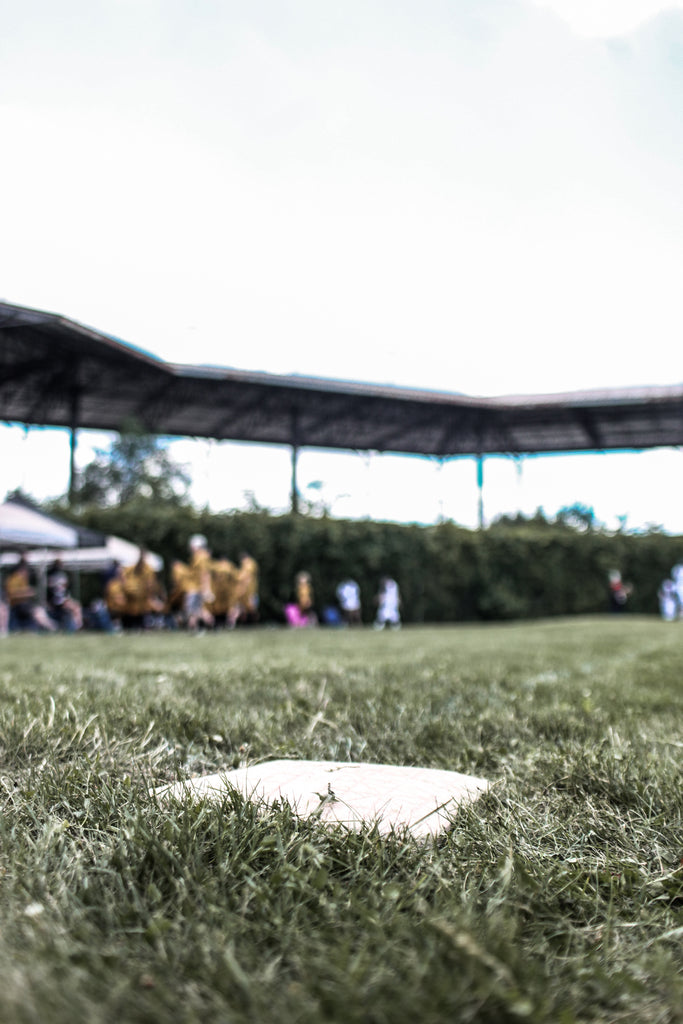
154;760;489;838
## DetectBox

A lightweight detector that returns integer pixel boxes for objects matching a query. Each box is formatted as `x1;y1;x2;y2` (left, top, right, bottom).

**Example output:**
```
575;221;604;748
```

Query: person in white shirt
336;578;361;626
658;578;677;622
374;577;401;630
671;564;683;619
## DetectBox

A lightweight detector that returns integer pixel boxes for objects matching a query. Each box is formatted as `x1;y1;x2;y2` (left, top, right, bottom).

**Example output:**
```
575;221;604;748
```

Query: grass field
1;619;681;1023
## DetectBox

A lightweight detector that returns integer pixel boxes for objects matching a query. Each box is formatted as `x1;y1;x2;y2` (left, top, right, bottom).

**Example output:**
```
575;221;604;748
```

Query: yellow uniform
296;573;313;612
184;538;214;629
5;566;34;607
190;547;212;596
105;576;127;617
121;561;163;617
236;555;259;613
209;559;239;618
168;560;192;612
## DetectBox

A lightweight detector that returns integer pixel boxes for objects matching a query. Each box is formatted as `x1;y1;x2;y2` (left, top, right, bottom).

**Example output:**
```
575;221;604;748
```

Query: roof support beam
477;454;485;530
69;386;81;503
291;407;300;515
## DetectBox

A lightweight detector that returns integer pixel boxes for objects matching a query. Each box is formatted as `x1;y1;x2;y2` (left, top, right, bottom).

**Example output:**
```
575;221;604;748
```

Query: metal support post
291;408;300;514
68;388;80;504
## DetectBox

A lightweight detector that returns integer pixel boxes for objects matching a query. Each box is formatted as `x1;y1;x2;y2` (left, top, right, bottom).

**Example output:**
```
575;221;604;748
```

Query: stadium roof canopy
2;299;683;458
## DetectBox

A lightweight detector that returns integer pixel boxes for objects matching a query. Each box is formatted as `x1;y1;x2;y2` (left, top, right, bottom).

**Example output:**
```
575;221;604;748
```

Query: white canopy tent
1;534;163;573
0;499;79;549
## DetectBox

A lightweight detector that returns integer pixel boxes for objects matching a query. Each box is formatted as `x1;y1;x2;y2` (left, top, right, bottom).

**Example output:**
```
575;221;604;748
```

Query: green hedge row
67;502;683;622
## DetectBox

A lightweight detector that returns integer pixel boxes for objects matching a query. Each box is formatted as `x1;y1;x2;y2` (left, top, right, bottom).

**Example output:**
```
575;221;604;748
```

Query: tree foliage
73;426;190;507
555;503;600;532
61;500;683;623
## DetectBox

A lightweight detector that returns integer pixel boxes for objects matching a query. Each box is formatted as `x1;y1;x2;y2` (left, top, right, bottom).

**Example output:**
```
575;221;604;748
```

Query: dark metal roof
2;299;683;456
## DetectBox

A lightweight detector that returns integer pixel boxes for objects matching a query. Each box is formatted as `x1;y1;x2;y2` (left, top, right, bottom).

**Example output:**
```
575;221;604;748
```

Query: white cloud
529;0;683;37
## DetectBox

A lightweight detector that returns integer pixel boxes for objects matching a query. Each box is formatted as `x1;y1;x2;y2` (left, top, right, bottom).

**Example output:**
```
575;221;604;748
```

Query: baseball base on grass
154;760;489;839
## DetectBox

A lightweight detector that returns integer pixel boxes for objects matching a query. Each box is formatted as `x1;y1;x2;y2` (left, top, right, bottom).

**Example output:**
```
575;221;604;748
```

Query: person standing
208;555;239;627
658;578;677;622
121;549;164;629
336;578;362;626
185;535;214;631
671;564;683;619
374;576;401;630
231;552;259;626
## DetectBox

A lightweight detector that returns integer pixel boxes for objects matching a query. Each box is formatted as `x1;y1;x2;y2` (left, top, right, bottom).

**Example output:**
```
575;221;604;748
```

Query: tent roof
2;299;683;456
0;497;104;551
0;498;79;549
1;534;162;573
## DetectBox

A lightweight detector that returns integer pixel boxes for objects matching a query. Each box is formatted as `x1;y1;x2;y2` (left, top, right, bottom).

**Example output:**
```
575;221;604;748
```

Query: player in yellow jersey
185;535;215;631
208;556;239;627
231;552;259;626
120;549;164;628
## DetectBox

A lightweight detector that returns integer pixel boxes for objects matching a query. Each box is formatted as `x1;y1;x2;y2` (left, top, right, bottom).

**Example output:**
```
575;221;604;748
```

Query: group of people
284;574;401;630
6;542;683;635
0;533;402;635
657;564;683;622
0;537;260;635
103;536;260;632
608;563;683;621
1;556;82;634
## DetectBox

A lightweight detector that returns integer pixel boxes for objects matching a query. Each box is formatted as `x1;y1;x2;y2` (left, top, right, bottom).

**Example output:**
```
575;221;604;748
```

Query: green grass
1;618;681;1023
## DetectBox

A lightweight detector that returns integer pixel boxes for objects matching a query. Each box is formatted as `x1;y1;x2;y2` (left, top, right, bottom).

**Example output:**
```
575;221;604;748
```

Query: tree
555;503;600;532
73;424;191;506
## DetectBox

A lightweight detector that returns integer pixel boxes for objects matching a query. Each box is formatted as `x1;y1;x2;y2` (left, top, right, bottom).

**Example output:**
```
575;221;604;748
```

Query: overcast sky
2;0;683;532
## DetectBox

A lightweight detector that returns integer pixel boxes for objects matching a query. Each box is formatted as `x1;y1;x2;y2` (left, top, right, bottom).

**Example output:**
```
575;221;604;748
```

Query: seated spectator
285;571;318;627
321;604;344;626
46;559;82;632
83;598;117;633
5;556;57;632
